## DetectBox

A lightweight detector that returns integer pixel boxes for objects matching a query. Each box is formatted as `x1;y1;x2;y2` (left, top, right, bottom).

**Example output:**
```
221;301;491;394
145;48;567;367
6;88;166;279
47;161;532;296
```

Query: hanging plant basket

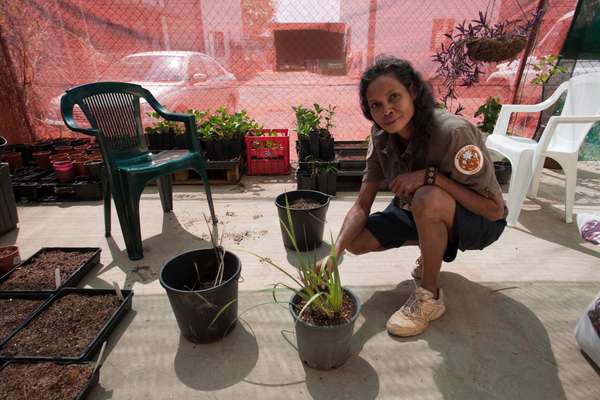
466;35;527;63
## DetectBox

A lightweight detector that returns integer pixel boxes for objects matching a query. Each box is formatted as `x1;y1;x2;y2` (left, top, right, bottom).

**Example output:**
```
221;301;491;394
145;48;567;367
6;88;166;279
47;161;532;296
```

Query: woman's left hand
388;170;425;198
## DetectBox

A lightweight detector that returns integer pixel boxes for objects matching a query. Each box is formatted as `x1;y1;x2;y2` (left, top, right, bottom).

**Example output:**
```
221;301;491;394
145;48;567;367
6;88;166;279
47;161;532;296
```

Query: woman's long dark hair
359;56;436;169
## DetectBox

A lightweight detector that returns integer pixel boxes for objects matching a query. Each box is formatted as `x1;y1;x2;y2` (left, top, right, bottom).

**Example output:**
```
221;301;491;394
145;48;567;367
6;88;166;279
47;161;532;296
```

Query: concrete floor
2;162;600;399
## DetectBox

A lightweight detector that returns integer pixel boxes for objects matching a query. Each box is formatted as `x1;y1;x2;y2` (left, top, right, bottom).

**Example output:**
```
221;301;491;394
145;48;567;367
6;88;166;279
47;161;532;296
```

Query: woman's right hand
314;255;336;275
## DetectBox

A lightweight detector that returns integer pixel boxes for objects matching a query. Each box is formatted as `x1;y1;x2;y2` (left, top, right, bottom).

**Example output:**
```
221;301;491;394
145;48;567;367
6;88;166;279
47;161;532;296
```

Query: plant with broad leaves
144;111;184;135
293;103;336;138
529;55;568;86
191;107;262;141
474;96;502;133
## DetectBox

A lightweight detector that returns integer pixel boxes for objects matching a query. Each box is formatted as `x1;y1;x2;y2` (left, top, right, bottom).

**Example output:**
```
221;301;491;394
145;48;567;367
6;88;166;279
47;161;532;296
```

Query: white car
45;51;239;127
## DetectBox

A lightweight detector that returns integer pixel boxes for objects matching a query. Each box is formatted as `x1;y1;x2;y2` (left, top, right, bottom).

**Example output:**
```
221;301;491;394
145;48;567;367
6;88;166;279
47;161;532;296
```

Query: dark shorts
364;201;507;262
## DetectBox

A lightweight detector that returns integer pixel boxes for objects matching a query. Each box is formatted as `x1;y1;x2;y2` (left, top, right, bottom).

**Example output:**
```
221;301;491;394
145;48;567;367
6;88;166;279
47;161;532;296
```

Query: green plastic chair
60;82;218;260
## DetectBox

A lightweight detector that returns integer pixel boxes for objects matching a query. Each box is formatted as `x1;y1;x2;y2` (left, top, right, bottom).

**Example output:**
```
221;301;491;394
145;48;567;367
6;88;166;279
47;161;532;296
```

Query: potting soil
0;293;120;357
0;250;96;290
289;198;322;210
0;362;94;400
293;291;356;326
0;298;42;341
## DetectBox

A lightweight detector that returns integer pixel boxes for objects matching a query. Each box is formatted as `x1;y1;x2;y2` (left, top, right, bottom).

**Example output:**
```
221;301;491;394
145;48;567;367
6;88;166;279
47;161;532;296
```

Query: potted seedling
318;104;336;161
296;156;318;191
145;111;183;150
473;96;512;185
316;162;338;196
293;104;320;161
251;201;360;370
293;103;336;162
160;217;241;343
194;108;261;161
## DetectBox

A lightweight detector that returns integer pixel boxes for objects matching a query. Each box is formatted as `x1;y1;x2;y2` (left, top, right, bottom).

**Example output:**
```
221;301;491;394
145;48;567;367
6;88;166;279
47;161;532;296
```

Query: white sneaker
386;287;445;337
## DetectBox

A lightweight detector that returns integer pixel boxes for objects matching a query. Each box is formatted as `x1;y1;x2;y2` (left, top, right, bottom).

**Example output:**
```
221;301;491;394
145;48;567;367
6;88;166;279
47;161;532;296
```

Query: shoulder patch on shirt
454;145;483;175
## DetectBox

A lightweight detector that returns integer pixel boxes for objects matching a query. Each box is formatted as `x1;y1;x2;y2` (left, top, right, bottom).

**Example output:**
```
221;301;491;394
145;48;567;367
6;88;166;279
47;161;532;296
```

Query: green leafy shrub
293;103;336;138
144;111;184;135
474;96;502;134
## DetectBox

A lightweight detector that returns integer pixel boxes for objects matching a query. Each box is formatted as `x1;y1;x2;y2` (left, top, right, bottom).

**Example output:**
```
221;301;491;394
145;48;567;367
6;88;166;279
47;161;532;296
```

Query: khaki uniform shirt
363;109;506;213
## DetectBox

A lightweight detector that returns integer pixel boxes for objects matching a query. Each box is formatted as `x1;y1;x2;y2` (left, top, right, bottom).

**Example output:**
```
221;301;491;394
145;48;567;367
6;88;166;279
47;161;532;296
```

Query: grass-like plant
248;196;344;321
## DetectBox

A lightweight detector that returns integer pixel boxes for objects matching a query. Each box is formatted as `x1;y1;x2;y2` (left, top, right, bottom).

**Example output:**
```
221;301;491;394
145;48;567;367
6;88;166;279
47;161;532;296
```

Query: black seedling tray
0;292;53;345
0;247;101;294
0;288;133;362
0;360;100;400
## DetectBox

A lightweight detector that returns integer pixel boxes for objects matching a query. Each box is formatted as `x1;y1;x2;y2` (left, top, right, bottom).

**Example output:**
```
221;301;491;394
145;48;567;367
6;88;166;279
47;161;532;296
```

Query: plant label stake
54;267;61;289
112;281;124;301
93;341;107;375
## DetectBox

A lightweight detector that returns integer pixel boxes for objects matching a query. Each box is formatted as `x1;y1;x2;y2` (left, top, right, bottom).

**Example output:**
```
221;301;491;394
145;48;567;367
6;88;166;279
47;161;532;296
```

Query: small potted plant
474;96;502;139
316;162;337;196
293;103;336;162
195;108;261;161
252;204;360;370
144;111;183;150
473;96;510;184
296;156;318;191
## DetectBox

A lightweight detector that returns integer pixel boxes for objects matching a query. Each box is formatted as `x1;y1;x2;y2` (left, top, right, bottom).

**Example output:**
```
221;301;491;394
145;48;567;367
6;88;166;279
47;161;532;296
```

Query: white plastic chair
486;72;600;226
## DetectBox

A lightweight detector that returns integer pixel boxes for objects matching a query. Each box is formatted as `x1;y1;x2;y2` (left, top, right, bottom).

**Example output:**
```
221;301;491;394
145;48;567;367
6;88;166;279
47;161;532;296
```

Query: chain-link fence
0;0;580;151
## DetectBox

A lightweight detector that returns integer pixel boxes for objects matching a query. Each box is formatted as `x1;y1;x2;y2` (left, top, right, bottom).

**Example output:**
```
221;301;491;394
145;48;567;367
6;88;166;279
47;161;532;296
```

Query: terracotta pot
1;152;23;171
53;160;75;183
50;154;70;164
72;158;88;176
0;245;20;275
68;151;86;158
33;151;52;170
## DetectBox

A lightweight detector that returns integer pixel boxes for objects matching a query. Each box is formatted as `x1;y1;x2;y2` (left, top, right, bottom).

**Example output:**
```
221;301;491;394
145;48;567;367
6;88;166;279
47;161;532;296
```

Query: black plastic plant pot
309;130;320;159
160;248;241;344
296;138;311;161
0;247;101;295
0;360;100;400
0;288;133;362
318;136;335;161
175;134;186;150
275;190;330;252
317;172;337;196
289;287;361;370
494;161;512;185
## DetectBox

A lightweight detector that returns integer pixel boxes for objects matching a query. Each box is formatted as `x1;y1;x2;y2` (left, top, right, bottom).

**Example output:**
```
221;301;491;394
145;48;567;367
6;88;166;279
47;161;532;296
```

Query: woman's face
366;74;415;138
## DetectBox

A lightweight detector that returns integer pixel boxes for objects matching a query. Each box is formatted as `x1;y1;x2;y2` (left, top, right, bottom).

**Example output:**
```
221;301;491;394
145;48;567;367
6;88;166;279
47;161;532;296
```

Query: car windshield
102;55;186;82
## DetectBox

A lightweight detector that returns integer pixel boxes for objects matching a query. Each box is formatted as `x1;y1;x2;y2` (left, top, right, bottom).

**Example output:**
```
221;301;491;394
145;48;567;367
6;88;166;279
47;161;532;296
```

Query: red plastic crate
245;129;290;175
